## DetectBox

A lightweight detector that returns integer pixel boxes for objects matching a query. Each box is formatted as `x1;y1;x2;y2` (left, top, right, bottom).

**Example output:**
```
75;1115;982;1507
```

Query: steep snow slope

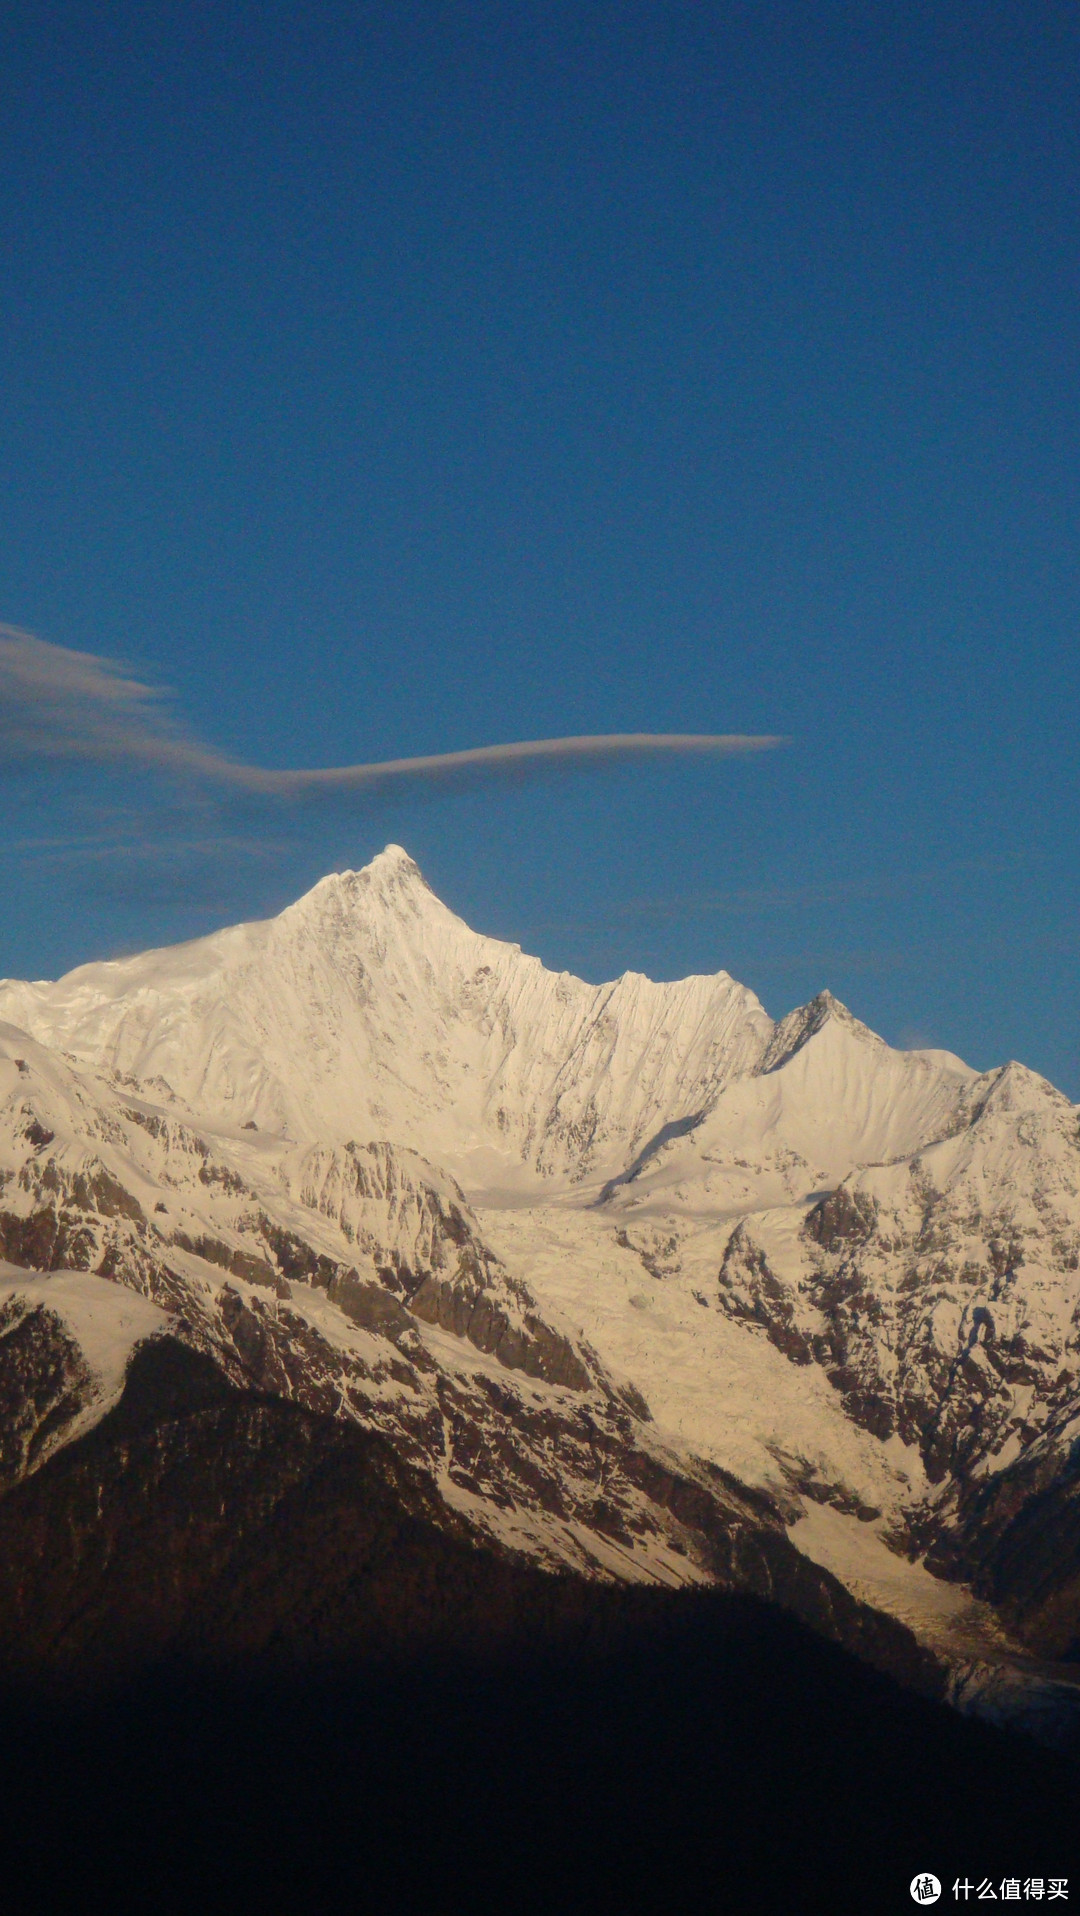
595;993;976;1218
0;847;773;1185
0;1266;166;1398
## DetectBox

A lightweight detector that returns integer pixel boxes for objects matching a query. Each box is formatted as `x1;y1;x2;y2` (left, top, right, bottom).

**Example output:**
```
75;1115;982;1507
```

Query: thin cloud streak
3;833;293;864
0;628;785;793
250;731;786;793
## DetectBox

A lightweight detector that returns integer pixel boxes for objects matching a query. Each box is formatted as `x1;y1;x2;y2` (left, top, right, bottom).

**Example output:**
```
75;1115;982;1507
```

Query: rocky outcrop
711;1067;1080;1491
923;1402;1080;1660
0;1295;96;1489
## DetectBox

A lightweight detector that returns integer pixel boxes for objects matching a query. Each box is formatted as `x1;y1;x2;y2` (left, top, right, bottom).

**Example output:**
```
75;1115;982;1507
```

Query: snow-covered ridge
0;1265;167;1399
0;1264;169;1481
0;845;776;1183
0;846;988;1199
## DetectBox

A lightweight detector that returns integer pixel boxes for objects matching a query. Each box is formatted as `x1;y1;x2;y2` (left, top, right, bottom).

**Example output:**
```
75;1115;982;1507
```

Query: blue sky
1;1;1077;1094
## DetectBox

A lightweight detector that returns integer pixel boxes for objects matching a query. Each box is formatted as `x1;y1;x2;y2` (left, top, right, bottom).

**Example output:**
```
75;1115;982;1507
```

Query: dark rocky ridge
926;1416;1080;1661
0;1335;941;1702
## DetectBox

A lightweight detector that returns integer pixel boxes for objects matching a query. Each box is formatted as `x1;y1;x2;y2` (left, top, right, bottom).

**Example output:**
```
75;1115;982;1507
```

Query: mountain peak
760;988;862;1073
368;843;423;878
287;846;433;921
346;844;432;901
312;844;426;888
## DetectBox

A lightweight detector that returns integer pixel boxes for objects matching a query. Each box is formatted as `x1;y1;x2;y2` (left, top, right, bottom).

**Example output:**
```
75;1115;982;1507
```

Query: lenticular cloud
0;625;785;794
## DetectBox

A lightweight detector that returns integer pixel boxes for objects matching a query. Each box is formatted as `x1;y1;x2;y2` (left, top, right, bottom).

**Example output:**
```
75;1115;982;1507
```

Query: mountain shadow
0;1340;1075;1913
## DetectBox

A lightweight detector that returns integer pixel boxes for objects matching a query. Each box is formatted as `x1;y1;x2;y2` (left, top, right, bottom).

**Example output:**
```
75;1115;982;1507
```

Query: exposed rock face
925;1406;1080;1660
0;1334;942;1701
0;1295;96;1489
707;1055;1080;1631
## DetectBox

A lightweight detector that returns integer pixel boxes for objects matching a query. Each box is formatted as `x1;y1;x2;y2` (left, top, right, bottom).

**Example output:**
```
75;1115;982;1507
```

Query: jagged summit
296;843;429;903
0;849;997;1207
0;846;773;1183
760;989;891;1073
368;841;420;872
0;848;999;1198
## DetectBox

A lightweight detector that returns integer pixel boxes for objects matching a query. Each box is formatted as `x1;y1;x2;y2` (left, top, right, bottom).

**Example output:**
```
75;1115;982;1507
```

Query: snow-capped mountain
1;846;1078;1726
0;846;773;1184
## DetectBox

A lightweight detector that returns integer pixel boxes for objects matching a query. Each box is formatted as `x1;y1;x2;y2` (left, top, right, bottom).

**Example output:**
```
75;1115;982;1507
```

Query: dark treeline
0;1591;1075;1916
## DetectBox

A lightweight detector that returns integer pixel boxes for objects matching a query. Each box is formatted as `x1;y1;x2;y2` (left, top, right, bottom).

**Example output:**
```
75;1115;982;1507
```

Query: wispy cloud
6;831;292;865
0;627;786;794
0;628;232;782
